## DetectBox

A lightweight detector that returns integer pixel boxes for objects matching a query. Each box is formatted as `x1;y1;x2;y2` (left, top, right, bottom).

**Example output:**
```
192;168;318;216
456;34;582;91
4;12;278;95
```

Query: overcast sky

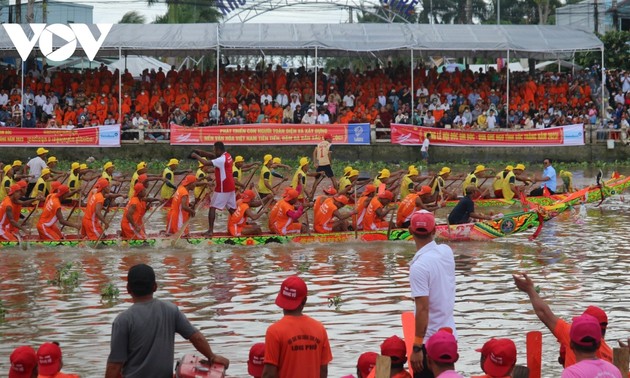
24;0;354;24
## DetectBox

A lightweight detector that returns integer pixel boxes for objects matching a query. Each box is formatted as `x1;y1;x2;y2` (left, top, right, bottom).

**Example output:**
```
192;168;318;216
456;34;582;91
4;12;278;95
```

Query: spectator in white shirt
289;94;301;112
302;108;316;124
0;90;8;106
275;91;289;107
377;90;387;108
342;92;355;108
487;110;497;130
260;92;272;106
621;72;630;93
316;108;330;124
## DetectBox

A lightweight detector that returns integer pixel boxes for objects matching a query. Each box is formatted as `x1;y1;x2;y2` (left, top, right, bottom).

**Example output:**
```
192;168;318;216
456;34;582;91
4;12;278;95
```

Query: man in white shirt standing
421;133;431;165
408;210;456;378
486;110;497;130
26;147;49;196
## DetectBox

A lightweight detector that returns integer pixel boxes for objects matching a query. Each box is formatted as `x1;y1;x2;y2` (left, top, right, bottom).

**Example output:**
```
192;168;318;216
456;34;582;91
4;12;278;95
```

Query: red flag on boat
543;186;551;197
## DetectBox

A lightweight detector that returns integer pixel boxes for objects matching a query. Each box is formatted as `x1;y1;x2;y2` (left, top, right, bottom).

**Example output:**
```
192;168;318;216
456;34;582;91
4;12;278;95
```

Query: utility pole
497;0;500;24
348;7;353;23
594;0;599;34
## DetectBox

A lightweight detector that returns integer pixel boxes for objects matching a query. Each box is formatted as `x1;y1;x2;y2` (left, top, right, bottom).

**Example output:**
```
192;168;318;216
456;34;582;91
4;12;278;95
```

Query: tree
576;30;630;70
356;4;418;23
118;11;146;24
148;0;222;24
416;0;490;24
486;0;561;25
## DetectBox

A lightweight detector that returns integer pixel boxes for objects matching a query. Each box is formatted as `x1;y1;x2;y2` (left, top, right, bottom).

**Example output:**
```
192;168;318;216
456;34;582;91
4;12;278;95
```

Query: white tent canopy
106;55;171;77
0;23;603;59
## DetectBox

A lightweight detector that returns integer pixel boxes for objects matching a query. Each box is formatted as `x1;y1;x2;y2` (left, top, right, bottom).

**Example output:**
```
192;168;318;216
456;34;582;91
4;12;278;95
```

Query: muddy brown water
0;171;629;377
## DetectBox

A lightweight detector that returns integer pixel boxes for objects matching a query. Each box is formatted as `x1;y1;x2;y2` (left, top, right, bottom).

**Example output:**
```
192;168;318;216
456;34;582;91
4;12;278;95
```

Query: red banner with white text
390;124;584;147
0;125;120;147
169;123;371;145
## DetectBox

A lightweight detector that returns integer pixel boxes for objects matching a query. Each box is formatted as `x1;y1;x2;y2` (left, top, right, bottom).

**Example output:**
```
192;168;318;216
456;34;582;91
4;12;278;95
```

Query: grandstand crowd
0;60;627;138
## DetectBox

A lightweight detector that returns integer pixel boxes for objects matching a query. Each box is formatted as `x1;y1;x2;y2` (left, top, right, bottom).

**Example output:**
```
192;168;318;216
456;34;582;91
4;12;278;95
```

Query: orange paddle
526;331;542;378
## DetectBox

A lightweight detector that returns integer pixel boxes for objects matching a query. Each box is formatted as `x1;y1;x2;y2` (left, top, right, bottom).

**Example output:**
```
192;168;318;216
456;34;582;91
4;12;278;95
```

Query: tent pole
20;58;24;118
118;47;122;123
410;49;414;125
315;46;318;109
216;25;220;110
601;47;605;129
506;49;510;126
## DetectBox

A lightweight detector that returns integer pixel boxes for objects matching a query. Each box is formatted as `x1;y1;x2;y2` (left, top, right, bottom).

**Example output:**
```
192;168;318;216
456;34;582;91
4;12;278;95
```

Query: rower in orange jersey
268;188;309;235
355;184;377;230
227;189;266;236
165;175;198;236
313;195;356;233
36;185;81;240
313;186;337;210
396;185;439;228
0;184;26;241
81;178;124;240
363;190;395;231
121;183;160;240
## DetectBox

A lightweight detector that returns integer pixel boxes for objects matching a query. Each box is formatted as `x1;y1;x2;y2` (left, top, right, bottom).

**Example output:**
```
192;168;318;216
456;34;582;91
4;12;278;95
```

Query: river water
1;170;629;378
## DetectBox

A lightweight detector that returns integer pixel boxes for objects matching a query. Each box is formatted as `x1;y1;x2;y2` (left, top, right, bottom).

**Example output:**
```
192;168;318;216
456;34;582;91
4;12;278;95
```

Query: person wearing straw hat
36;184;80;240
0;184;27;240
26;147;49;195
160;158;189;201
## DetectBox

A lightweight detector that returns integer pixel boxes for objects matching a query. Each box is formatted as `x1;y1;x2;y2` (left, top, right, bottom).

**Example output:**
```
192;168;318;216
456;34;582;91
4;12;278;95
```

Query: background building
556;0;615;33
0;0;92;24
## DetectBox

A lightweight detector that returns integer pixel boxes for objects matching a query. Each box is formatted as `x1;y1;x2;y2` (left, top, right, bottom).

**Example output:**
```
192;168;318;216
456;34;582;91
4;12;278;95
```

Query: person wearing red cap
9;345;38;378
425;329;463;378
313;195;356;233
81;178;123;240
106;264;229;378
121;183;160;240
312;132;338;191
354;352;378;378
165;175;198;236
408;210;456;378
472;338;517;378
36;185;80;240
363;190;395;231
313;185;338;210
447;186;493;225
560;315;621;378
355;184;377;230
268;188;309;235
396;185;438;228
248;343;265;378
0;184;27;241
262;276;333;378
512;273;613;368
227;189;266;236
380;335;412;378
36;342;79;377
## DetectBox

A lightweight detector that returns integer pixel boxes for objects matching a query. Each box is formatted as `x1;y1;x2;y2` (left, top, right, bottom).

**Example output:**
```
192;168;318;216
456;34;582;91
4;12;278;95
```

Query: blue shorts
421;151;429;159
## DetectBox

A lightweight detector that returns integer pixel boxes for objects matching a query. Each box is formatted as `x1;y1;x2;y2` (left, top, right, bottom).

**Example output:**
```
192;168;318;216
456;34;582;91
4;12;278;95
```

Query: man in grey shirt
105;264;229;378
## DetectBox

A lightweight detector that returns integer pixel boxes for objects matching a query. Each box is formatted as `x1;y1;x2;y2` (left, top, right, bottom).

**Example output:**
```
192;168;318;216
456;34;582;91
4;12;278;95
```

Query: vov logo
2;24;112;62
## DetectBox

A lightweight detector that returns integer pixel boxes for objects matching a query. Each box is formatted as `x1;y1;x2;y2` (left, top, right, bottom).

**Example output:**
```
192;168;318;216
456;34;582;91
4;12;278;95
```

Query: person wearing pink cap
165;174;198;236
512;273;613;368
248;343;265;378
380;335;412;377
9;345;38;378
121;183;159;240
268;188;309;235
263;276;332;378
472;338;517;378
36;342;79;377
408;210;456;378
36;185;80;241
560;314;621;378
425;330;463;378
313;195;356;233
227;189;266;236
396;185;438;228
313;132;338;191
363;190;395;231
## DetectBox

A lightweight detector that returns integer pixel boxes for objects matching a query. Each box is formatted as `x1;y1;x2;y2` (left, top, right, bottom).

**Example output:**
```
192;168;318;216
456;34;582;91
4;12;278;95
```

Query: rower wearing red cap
227;189;265;236
165;175;198;236
355;184;377;230
81;178;123;240
247;343;265;378
36;342;79;377
363;190;395;231
512;273;613;368
36;185;81;240
472;338;517;377
0;184;26;241
396;185;438;228
355;352;377;378
313;195;356;233
121;183;160;240
268;188;309;235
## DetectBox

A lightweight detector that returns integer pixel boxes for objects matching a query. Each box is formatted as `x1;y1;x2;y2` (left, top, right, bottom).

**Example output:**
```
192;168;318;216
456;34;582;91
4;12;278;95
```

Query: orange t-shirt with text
264;314;333;378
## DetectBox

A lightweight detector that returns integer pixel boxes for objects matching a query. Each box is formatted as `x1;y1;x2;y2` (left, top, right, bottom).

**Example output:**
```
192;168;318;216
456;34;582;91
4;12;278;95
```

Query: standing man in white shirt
421;133;431;166
486;110;497;130
26;147;49;196
408;210;456;378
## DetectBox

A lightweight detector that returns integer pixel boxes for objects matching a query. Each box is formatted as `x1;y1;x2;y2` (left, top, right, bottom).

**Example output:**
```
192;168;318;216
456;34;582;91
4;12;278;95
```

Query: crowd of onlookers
2;60;630;139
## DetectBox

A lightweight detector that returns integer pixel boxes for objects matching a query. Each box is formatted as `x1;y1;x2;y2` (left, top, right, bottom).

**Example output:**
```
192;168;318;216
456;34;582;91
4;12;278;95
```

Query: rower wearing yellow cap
400;165;430;200
559;170;574;193
0;164;16;201
160;158;190;200
493;165;513;198
430;166;459;201
193;161;213;202
101;161;126;189
291;157;320;201
46;156;64;176
232;155;259;191
373;167;405;194
462;165;494;198
499;165;520;200
129;162;164;198
30;168;53;198
26;147;49;195
338;169;360;195
258;154;275;201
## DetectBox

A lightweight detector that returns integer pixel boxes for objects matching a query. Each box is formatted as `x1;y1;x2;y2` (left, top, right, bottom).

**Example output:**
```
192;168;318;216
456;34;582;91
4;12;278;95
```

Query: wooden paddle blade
526;330;542;378
401;311;415;375
373;355;391;378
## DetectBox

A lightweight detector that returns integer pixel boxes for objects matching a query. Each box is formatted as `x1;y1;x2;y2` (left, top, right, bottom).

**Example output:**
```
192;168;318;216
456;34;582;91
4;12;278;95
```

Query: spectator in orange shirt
262;276;333;378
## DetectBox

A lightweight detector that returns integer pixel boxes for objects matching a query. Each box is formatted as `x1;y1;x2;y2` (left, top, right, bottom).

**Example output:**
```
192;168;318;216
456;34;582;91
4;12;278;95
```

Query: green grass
100;283;120;301
47;262;82;292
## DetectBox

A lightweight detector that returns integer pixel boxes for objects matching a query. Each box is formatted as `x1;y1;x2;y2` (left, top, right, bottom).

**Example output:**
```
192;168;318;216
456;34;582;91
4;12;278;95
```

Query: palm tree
148;0;222;24
417;0;489;24
119;10;147;24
